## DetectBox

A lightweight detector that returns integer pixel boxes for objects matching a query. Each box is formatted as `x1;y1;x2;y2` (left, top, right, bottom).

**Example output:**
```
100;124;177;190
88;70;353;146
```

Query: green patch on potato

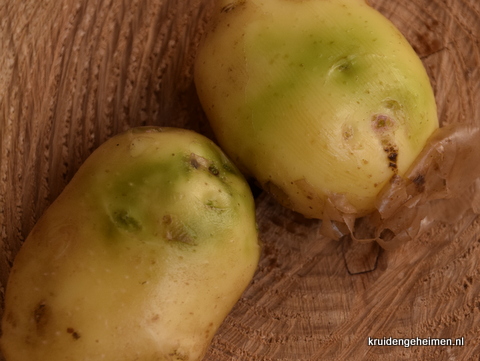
0;127;260;361
195;0;439;219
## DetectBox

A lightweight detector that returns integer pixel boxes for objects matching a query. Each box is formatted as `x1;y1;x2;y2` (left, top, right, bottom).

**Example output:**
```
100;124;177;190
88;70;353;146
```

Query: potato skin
0;127;260;361
195;0;439;219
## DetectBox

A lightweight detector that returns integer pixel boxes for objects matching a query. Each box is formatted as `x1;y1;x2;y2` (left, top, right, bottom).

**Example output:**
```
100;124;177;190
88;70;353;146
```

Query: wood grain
1;0;479;360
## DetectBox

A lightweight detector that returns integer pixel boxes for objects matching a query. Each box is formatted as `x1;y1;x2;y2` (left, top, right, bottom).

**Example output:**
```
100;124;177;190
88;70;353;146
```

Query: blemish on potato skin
372;114;395;131
387;151;398;163
162;214;197;246
66;327;81;340
221;0;246;13
204;322;215;340
189;153;222;178
112;210;141;232
163;214;172;225
383;144;398;172
208;164;220;176
342;123;354;141
372;114;399;172
189;153;205;169
3;311;16;332
168;349;189;361
34;301;49;333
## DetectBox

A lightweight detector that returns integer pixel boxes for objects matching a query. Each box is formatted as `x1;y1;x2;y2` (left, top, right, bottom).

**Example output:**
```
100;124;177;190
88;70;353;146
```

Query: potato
194;0;439;220
0;127;260;361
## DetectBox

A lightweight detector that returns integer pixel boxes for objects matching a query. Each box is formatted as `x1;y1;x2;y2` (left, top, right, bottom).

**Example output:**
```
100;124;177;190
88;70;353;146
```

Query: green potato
194;0;439;219
0;127;260;361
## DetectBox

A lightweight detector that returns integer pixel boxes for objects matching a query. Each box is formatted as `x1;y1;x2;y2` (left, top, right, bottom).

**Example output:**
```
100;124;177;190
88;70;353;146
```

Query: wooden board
1;0;479;359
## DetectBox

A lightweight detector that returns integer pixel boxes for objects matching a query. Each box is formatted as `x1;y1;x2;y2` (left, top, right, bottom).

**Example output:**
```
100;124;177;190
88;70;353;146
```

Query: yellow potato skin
195;0;439;219
0;127;260;361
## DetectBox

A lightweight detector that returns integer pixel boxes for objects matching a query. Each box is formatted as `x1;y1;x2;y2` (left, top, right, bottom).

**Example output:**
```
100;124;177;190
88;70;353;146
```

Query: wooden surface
1;0;480;360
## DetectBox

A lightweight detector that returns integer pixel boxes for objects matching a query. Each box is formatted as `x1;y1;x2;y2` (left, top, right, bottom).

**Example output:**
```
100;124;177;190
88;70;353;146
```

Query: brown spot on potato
342;123;354;141
189;153;219;177
372;114;400;172
67;327;81;340
34;301;49;333
189;153;207;169
3;311;16;331
372;114;395;131
168;349;189;361
387;151;398;163
382;143;398;173
208;164;220;176
205;322;215;340
383;99;402;111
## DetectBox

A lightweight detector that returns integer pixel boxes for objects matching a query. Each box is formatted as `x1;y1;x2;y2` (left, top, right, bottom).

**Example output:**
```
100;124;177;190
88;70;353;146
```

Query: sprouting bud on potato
194;0;439;219
0;127;260;361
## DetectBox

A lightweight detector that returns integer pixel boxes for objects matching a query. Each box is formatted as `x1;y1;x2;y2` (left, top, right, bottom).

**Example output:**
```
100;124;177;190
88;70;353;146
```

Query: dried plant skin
194;0;439;219
359;124;480;248
0;127;260;361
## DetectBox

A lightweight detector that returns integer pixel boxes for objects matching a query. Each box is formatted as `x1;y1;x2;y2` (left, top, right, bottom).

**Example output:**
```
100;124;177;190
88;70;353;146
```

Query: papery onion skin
195;0;439;220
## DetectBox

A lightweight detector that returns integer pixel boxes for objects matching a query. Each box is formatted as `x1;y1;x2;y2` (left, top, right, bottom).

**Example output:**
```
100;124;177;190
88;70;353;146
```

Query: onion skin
195;0;439;219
